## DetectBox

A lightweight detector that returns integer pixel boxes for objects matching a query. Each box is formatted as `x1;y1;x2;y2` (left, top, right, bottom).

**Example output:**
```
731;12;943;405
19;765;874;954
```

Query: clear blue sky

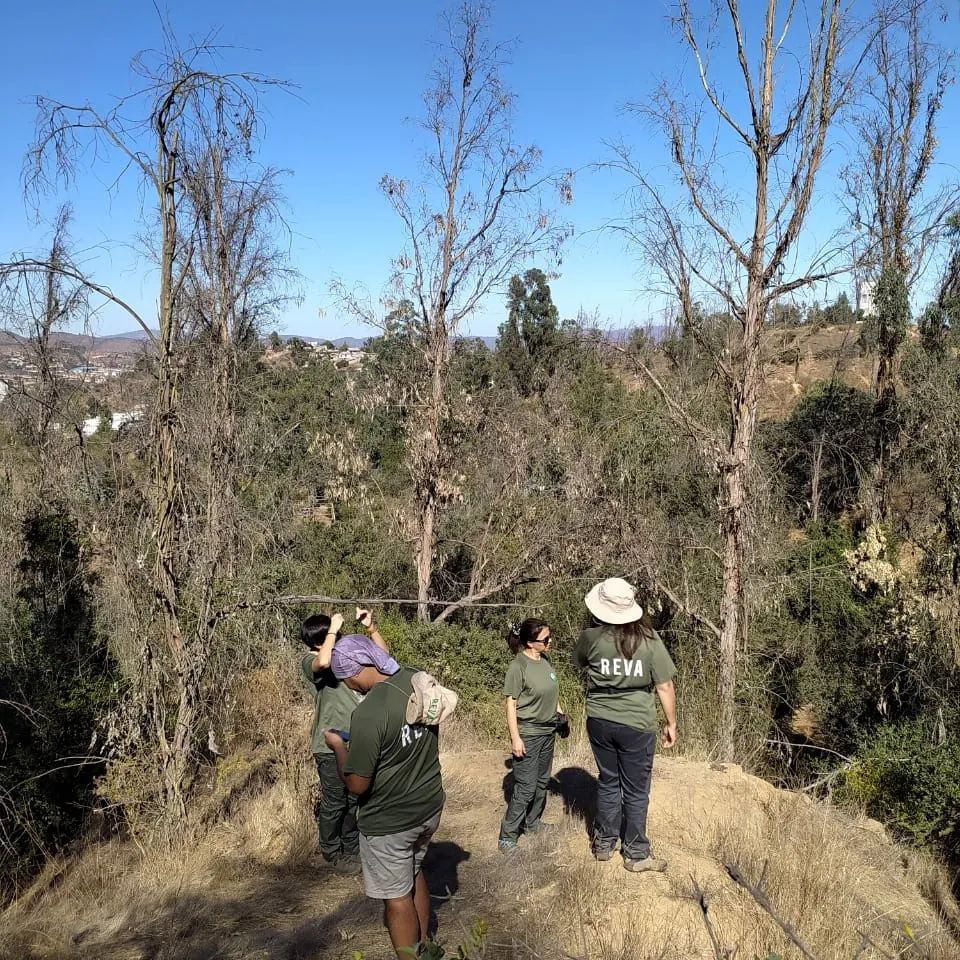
1;1;959;338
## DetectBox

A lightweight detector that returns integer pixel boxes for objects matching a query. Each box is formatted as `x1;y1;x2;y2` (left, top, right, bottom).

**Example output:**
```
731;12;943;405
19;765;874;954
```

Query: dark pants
499;732;556;842
315;754;359;861
586;716;656;860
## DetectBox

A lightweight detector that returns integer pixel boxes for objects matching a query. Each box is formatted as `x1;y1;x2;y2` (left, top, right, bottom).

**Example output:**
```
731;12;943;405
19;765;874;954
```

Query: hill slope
2;737;956;960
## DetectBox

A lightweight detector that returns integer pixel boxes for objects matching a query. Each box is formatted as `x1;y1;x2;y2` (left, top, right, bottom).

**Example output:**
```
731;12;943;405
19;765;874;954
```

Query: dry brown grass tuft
703;796;956;959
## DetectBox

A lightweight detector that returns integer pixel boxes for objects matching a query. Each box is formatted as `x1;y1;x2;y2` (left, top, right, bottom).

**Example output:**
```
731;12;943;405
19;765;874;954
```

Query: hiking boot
498;838;520;855
333;855;362;876
623;856;667;873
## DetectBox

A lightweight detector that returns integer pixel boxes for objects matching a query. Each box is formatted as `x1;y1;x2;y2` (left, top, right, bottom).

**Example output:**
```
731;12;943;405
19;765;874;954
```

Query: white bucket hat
584;577;644;625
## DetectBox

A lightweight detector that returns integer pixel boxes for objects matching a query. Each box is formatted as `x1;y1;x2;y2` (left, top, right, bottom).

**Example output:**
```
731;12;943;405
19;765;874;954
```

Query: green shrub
841;720;960;865
764;381;876;522
0;507;119;895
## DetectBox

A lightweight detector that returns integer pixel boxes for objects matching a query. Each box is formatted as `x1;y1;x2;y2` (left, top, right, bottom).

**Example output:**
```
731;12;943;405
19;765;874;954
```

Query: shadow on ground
76;856;374;960
422;840;471;939
11;841;472;960
548;766;597;839
500;760;597;841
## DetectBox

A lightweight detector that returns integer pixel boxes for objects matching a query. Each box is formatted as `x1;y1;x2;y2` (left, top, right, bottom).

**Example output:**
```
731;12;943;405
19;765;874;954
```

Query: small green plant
417;920;489;960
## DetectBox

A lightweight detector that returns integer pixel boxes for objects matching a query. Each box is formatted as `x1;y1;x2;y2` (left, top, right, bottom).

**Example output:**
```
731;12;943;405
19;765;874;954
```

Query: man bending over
323;636;445;957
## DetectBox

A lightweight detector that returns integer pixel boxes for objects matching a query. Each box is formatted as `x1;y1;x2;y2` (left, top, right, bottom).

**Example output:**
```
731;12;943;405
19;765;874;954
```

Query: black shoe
332;855;362;876
593;840;618;861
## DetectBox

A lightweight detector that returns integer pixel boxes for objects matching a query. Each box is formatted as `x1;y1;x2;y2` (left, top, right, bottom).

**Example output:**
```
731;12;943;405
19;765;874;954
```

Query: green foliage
917;303;950;357
497;269;561;396
758;524;893;763
841;720;960;864
770;301;802;326
0;507;118;893
418;919;489;960
766;380;876;521
873;268;911;360
900;344;960;586
279;504;413;600
819;291;856;327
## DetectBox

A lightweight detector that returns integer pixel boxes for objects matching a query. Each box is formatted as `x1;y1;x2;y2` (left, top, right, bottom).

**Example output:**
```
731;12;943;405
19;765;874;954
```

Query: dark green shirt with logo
343;667;445;837
573;627;676;732
300;652;362;757
502;652;559;736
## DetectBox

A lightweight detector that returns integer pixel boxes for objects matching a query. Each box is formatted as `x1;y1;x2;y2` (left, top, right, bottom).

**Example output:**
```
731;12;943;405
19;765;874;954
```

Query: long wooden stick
271;594;544;610
690;877;733;960
725;863;820;960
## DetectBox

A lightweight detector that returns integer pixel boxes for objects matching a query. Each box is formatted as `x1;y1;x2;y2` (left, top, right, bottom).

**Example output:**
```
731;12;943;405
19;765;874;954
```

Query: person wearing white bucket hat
574;577;678;873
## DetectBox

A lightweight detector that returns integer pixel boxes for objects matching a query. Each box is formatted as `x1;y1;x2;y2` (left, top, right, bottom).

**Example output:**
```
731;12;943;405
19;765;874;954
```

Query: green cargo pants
499;732;556;842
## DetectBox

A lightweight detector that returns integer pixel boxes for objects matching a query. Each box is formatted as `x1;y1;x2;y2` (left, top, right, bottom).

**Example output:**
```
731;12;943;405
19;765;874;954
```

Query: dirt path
3;745;954;960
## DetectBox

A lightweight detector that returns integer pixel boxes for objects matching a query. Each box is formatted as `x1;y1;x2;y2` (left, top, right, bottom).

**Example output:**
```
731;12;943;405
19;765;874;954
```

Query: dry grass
2;705;958;960
436;739;960;960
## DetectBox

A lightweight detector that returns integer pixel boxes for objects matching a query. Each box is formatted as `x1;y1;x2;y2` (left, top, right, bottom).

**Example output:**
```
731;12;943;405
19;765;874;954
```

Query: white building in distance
80;408;144;438
857;277;877;320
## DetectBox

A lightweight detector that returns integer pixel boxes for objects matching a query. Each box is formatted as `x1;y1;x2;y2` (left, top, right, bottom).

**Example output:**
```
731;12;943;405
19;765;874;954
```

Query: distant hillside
99;329;158;341
271;334;368;348
0;329;153;355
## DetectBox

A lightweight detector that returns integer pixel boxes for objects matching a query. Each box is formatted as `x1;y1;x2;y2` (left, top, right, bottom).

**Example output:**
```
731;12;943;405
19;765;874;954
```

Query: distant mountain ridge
0;329;153;353
1;325;668;354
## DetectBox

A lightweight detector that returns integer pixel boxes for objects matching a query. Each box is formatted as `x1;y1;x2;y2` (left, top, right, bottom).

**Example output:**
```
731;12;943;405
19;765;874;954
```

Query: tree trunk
153;124;189;822
415;498;436;624
717;467;743;761
414;328;447;623
716;264;765;761
872;355;897;523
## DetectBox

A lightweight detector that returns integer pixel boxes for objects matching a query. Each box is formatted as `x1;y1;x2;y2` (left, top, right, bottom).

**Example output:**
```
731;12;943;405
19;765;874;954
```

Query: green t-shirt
502;652;559;736
343;667;445;837
573;626;676;732
300;652;362;756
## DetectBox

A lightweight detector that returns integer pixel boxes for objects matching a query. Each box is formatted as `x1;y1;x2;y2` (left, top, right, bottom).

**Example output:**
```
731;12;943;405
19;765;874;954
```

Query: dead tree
842;0;954;521
348;3;570;621
625;0;863;758
13;36;289;823
0;207;87;499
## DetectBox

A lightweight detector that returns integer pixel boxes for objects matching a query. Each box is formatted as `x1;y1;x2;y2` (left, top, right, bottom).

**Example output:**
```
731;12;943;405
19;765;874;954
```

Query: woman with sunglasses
498;617;564;853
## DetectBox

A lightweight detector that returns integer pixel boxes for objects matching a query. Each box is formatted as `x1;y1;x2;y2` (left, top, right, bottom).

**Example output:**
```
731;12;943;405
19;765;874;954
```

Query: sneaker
623;856;667;873
498;838;520;855
333;855;362;876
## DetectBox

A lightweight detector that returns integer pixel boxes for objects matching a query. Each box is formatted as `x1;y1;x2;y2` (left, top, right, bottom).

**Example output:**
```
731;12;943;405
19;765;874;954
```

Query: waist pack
405;671;459;725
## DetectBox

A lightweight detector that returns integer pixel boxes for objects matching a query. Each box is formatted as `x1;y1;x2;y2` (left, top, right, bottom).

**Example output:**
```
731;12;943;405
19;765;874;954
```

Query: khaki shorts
359;809;443;900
